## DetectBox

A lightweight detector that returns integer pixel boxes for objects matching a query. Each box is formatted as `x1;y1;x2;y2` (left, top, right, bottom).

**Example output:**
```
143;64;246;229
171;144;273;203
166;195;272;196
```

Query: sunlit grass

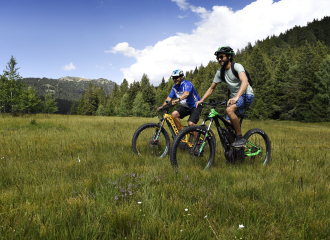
0;114;329;239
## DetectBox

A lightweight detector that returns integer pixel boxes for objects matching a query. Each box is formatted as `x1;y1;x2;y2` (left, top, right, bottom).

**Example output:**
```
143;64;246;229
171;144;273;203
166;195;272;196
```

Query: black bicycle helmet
214;46;235;56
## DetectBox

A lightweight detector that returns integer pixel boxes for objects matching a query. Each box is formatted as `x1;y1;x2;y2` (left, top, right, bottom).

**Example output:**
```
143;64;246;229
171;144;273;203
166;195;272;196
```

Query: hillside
21;76;116;102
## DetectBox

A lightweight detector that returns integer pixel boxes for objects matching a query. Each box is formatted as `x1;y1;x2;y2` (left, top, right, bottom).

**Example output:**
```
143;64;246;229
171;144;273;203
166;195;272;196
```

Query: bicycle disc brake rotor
147;138;159;147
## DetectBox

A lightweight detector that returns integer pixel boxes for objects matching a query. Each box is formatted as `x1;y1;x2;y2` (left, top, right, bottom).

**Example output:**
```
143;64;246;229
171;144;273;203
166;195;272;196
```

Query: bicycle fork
153;119;166;143
195;119;214;156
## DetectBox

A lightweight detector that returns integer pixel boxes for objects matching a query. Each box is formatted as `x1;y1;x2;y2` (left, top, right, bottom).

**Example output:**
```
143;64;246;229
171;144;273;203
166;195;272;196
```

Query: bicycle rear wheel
243;128;271;165
170;126;216;170
132;123;170;158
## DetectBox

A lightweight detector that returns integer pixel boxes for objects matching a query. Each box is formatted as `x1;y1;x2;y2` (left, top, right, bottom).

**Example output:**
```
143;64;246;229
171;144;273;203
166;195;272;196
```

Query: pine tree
105;83;120;116
132;92;151;117
158;77;166;90
0;75;9;114
295;41;318;120
120;79;129;95
119;93;130;116
16;86;41;114
95;86;107;106
250;98;269;120
309;55;330;121
140;74;156;112
43;94;58;116
70;101;79;115
267;53;290;118
78;81;98;115
2;56;24;113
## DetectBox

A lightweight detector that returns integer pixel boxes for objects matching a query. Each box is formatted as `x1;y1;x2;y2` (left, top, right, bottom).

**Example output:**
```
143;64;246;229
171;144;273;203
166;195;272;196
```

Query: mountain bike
170;99;271;170
132;100;210;158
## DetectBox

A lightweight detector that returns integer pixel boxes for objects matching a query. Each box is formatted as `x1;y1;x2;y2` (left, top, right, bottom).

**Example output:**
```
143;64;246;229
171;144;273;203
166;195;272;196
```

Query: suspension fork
196;119;214;154
153;118;166;141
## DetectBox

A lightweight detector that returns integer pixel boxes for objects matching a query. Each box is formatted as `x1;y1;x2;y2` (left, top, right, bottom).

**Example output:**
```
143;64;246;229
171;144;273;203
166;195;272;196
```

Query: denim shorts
226;94;254;120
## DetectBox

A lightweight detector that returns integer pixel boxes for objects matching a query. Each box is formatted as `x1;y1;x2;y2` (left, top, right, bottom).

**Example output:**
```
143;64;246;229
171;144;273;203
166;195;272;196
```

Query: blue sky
1;0;329;85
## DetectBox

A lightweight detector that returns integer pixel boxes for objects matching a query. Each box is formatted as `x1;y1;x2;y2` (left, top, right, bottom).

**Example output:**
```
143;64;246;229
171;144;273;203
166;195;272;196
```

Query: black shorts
175;106;202;124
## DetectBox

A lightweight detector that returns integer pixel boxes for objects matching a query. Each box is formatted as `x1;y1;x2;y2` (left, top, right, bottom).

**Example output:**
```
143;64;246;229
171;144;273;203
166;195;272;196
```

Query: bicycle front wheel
170;126;216;170
243;128;271;165
132;123;170;158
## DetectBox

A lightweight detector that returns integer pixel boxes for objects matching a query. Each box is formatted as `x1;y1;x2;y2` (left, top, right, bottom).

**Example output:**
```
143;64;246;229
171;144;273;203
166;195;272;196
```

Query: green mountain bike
170;99;271;170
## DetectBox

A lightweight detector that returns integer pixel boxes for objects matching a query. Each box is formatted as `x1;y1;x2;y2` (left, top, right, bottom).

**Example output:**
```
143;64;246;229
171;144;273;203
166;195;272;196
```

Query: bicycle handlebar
199;99;227;108
157;98;178;112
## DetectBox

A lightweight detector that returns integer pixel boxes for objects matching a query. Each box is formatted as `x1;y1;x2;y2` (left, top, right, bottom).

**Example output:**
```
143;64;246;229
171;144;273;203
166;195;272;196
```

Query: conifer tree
43;94;58;116
120;79;129;95
250;98;269;120
78;81;98;115
296;41;318;120
309;55;330;121
119;93;130;116
2;56;24;113
70;101;78;115
140;74;155;111
132;92;151;117
105;83;120;116
0;75;9;114
158;77;166;90
16;86;41;114
95;85;107;106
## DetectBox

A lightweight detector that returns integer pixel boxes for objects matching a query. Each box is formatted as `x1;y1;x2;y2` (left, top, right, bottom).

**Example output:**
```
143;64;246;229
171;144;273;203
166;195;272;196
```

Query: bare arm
172;91;190;105
227;72;249;106
196;82;217;107
157;96;172;111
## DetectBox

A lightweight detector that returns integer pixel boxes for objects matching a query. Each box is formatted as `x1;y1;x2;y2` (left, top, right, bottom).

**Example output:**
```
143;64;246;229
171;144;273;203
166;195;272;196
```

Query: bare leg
188;121;199;139
172;111;182;132
226;105;241;142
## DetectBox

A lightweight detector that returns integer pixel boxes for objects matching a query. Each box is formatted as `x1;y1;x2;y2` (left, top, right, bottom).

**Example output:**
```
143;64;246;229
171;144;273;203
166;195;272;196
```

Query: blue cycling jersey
168;79;200;108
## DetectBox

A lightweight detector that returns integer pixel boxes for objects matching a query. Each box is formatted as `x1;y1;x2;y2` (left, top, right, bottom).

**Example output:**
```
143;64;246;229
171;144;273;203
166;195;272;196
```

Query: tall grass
0;114;329;239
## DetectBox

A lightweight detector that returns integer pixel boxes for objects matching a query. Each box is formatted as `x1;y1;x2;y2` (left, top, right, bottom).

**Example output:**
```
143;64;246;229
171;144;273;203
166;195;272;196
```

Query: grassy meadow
0;114;330;239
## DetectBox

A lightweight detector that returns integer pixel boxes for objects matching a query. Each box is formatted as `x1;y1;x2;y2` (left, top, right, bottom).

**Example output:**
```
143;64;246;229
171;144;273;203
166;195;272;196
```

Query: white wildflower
185;208;188;211
239;224;244;229
137;202;142;204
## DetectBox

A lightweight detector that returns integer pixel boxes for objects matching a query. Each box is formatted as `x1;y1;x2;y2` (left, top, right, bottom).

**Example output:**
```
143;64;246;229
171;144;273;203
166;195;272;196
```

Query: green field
0;114;329;239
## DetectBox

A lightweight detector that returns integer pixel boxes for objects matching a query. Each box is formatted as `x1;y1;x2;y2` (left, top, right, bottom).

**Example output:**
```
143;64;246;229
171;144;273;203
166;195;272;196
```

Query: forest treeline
73;17;330;121
1;17;330;121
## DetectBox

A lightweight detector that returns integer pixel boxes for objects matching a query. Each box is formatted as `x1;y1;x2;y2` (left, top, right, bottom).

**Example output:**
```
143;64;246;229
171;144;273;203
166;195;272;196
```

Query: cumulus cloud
105;42;139;57
63;62;76;71
108;0;330;85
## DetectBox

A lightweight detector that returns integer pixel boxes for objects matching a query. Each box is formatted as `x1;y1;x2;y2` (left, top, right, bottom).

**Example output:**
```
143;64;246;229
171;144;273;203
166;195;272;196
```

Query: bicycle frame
154;103;193;147
199;101;262;159
201;107;236;152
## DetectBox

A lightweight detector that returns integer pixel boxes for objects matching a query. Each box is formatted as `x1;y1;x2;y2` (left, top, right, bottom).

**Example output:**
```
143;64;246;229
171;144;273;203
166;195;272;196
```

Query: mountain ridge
21;76;116;102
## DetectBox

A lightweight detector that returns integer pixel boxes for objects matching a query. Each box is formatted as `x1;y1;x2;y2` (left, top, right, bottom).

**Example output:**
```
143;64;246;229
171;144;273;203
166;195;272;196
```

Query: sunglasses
216;55;226;60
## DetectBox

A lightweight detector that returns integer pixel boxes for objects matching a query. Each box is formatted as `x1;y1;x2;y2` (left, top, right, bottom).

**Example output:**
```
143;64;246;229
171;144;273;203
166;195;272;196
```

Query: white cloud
172;0;189;10
63;62;76;71
109;0;330;85
105;42;139;57
178;14;188;19
96;65;104;69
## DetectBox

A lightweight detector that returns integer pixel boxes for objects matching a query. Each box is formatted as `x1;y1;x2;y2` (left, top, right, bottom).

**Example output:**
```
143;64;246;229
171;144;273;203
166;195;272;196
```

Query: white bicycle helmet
171;69;184;78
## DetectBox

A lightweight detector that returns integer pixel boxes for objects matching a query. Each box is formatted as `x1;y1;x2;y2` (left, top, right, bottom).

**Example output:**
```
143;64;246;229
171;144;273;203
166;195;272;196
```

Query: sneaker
231;137;247;148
